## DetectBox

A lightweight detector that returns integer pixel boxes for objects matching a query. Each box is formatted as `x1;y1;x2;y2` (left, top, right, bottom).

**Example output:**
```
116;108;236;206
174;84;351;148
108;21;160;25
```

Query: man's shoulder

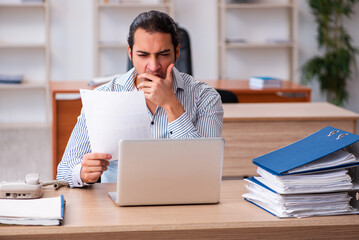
179;72;219;96
94;74;126;91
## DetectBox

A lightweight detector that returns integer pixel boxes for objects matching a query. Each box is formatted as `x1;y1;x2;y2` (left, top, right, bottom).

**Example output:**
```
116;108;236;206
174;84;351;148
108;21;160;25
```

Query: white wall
49;0;218;80
50;0;93;80
49;0;359;109
174;0;218;79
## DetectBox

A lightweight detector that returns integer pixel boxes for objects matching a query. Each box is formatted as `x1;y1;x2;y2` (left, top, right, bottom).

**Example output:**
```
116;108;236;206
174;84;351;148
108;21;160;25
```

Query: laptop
108;138;224;206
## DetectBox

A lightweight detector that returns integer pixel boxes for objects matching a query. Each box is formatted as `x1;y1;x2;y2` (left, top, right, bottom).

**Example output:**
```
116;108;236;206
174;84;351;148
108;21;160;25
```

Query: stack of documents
249;76;282;89
0;74;23;84
243;126;359;218
0;195;64;225
88;74;118;87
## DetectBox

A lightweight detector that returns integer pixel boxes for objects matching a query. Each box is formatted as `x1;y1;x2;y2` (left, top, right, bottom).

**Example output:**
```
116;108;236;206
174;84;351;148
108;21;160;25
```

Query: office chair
216;89;239;103
127;25;193;75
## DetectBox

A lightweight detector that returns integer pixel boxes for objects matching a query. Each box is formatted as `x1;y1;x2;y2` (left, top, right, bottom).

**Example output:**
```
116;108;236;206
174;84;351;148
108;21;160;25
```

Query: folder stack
249;76;282;89
243;126;359;218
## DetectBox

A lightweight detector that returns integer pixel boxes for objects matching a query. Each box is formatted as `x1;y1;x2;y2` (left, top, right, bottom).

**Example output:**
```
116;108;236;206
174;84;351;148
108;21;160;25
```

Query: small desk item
0;195;64;226
109;138;224;206
243;127;359;218
249;76;282;89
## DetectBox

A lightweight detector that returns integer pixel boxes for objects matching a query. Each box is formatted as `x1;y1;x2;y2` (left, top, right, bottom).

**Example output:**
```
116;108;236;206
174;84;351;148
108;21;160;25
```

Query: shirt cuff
72;163;86;187
168;112;200;138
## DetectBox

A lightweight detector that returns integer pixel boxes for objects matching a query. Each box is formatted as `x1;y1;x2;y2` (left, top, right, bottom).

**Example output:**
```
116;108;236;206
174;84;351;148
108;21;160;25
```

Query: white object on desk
0;195;64;226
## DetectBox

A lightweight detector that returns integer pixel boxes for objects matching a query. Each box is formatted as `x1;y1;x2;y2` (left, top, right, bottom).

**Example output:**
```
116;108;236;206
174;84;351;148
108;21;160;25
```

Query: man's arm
56;109;109;187
167;87;224;138
138;64;185;123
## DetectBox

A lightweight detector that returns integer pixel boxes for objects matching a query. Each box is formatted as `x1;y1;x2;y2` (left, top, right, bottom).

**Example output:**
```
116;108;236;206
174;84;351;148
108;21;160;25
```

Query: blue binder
253;126;359;176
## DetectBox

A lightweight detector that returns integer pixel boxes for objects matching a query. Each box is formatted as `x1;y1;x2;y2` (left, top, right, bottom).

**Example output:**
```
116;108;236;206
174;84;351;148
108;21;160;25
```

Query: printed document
80;89;152;160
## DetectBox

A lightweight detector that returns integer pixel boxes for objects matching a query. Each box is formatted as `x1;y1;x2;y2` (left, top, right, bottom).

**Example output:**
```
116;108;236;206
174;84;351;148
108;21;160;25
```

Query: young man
57;11;224;187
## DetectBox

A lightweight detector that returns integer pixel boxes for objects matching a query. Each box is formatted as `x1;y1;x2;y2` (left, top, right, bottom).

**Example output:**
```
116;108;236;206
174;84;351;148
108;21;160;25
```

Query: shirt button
170;131;173;134
151;121;154;125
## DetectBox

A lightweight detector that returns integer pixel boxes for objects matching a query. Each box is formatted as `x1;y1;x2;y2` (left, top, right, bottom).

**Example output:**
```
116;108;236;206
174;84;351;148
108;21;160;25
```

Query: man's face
129;28;179;79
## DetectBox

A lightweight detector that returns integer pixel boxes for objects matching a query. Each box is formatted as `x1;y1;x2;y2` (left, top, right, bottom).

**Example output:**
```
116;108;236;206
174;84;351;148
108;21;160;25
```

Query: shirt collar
115;67;185;92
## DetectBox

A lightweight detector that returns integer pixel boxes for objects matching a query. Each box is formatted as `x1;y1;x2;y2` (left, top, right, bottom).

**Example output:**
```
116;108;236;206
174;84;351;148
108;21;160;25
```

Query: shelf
99;42;128;48
223;3;293;9
0;81;46;90
0;43;47;49
99;2;170;8
0;121;50;130
225;42;294;49
0;3;47;8
218;0;297;80
94;0;174;77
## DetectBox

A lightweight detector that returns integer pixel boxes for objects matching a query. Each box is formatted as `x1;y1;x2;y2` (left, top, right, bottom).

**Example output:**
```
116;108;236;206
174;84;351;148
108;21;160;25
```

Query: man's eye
138;54;147;57
160;53;170;56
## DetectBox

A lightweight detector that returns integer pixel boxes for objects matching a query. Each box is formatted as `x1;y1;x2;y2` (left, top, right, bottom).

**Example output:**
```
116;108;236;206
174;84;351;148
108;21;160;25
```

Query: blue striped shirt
57;67;224;187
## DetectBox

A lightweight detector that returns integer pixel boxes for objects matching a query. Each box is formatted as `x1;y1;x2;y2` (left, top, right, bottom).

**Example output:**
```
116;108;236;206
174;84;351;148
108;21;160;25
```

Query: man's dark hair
127;11;179;58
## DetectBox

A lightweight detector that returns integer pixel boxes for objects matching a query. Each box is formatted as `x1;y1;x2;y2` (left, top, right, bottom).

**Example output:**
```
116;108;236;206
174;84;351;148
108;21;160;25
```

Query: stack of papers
0;74;23;84
249;76;282;89
243;179;356;218
0;195;64;226
255;166;355;194
242;126;359;218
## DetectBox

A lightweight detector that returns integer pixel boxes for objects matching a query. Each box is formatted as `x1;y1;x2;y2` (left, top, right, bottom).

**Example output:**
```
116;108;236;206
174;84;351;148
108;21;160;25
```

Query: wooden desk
2;180;359;240
222;102;359;177
203;80;311;103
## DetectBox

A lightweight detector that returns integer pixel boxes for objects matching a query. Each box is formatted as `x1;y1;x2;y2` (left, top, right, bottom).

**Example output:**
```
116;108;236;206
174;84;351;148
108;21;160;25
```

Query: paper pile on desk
0;195;64;226
242;126;359;218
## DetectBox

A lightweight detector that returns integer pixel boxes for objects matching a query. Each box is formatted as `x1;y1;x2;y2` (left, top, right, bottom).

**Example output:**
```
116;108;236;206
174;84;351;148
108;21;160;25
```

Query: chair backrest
216;89;239;103
127;26;193;75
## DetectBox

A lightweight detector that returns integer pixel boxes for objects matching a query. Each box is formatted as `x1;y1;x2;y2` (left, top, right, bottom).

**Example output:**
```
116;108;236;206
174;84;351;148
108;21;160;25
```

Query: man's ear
128;46;132;61
175;44;181;62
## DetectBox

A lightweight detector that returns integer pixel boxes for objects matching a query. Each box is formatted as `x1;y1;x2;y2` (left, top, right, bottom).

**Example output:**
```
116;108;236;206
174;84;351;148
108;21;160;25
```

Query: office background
1;0;359;181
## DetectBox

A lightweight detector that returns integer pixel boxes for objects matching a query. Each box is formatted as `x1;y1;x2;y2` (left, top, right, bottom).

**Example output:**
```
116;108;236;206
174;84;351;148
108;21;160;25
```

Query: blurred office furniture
221;103;359;177
0;1;50;129
216;89;238;103
203;80;311;103
218;0;298;81
50;81;358;179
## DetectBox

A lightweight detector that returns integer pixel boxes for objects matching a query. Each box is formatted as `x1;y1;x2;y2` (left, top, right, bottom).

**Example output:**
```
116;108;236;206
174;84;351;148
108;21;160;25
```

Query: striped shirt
57;67;224;187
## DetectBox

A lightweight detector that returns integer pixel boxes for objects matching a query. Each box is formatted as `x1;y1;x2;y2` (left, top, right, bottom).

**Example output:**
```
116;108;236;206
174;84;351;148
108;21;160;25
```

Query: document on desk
0;195;64;226
80;89;152;160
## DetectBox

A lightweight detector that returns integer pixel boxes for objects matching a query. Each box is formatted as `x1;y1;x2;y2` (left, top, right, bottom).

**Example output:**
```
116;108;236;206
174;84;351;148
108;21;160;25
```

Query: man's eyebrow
136;49;171;54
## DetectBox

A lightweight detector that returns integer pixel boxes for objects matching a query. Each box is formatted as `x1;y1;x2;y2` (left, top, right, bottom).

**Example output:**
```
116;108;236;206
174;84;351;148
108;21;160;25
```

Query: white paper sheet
80;89;152;160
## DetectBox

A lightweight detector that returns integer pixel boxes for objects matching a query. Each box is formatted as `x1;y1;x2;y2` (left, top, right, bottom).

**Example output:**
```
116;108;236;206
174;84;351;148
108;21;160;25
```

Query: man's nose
147;56;160;72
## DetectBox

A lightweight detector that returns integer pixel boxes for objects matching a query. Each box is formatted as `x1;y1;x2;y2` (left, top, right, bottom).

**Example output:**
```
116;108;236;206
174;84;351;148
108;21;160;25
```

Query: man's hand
137;64;184;122
80;153;111;184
